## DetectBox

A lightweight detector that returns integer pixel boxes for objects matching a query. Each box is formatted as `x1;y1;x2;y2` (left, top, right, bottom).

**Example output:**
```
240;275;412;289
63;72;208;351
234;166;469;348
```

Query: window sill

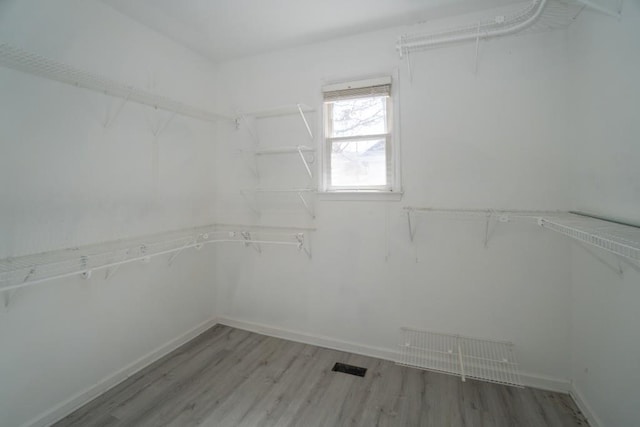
317;191;403;201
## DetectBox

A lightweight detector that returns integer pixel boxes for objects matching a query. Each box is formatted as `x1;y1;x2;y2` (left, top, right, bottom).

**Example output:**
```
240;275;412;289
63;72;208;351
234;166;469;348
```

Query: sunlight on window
331;139;386;187
323;78;394;191
330;97;387;138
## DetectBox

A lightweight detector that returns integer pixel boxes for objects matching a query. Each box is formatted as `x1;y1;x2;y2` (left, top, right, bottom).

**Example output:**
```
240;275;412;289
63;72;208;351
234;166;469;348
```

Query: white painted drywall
0;1;221;426
567;2;640;426
214;12;574;386
2;1;637;425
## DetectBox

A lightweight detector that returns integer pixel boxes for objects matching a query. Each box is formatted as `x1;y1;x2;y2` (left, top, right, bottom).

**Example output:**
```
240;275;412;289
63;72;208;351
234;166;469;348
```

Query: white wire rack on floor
538;213;640;263
0;225;310;294
398;328;523;388
0;42;232;124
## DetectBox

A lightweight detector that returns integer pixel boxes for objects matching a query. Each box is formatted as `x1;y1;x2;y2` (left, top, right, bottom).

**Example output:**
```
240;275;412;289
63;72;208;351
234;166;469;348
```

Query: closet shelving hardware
236;103;315;140
0;225;310;296
403;207;556;244
397;0;549;57
246;188;317;193
398;327;523;388
396;0;622;73
0;42;232;124
403;208;640;263
236;103;317;219
573;0;623;19
538;213;640;263
241;189;317;219
241;145;316;178
239;103;314;121
252;145;315;155
214;223;316;233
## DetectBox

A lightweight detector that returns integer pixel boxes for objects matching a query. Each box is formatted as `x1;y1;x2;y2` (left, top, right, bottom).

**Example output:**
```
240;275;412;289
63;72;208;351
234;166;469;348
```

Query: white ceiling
102;0;518;63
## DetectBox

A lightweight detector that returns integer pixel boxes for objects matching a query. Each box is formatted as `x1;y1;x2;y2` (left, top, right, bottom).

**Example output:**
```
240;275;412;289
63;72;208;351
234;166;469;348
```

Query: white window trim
319;73;402;199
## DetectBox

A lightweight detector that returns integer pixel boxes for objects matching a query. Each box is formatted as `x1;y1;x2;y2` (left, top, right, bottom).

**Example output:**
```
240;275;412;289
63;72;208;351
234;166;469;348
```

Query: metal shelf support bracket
242;231;262;253
575;0;622;19
407;210;417;242
103;92;131;128
3;290;15;308
297;104;314;140
296;233;312;259
298;192;315;219
297;146;314;178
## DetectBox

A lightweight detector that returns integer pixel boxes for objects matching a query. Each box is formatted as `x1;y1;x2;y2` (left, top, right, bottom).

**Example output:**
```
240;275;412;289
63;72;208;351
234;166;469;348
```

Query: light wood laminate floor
54;325;588;427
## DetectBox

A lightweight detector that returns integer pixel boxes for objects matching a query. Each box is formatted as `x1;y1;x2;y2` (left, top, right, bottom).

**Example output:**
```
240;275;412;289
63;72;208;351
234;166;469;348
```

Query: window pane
329;96;387;138
330;138;387;187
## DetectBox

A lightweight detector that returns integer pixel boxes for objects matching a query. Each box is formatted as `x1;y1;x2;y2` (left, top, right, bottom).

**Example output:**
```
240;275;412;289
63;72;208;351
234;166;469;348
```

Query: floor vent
332;362;367;377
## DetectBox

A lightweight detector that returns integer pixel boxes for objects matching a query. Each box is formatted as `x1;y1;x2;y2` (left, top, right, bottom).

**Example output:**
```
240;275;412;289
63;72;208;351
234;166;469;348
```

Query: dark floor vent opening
332;362;367;377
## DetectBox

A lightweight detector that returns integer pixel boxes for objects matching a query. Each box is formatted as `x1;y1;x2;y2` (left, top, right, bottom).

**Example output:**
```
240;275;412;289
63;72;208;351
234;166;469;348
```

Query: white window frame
320;75;401;198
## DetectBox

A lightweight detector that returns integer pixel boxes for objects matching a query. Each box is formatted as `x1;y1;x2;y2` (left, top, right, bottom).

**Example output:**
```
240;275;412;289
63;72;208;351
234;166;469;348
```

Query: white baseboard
216;316;571;393
518;371;572;393
22;317;218;427
217;316;398;362
570;383;603;427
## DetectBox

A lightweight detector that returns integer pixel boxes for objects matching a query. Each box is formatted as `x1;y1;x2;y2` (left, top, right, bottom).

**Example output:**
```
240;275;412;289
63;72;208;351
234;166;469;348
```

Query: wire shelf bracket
298;191;316;219
398;328;523;387
574;0;623;19
0;42;232;125
241;231;262;254
296;104;314;141
103;93;131;129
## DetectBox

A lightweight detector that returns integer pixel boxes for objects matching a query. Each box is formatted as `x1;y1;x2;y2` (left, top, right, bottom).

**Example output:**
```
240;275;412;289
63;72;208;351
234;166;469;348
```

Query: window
322;77;397;193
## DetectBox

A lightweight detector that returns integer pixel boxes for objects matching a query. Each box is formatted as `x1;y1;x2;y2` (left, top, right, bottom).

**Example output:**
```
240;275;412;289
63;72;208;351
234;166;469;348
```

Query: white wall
214;12;574;388
0;1;221;426
567;3;640;426
3;1;637;426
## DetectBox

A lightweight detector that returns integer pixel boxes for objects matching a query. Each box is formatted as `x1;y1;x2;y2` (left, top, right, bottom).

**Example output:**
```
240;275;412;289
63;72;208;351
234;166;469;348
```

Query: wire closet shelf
398;328;523;388
0;42;232;124
404;207;640;263
539;213;640;263
396;0;621;56
0;225;310;293
236;103;315;143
